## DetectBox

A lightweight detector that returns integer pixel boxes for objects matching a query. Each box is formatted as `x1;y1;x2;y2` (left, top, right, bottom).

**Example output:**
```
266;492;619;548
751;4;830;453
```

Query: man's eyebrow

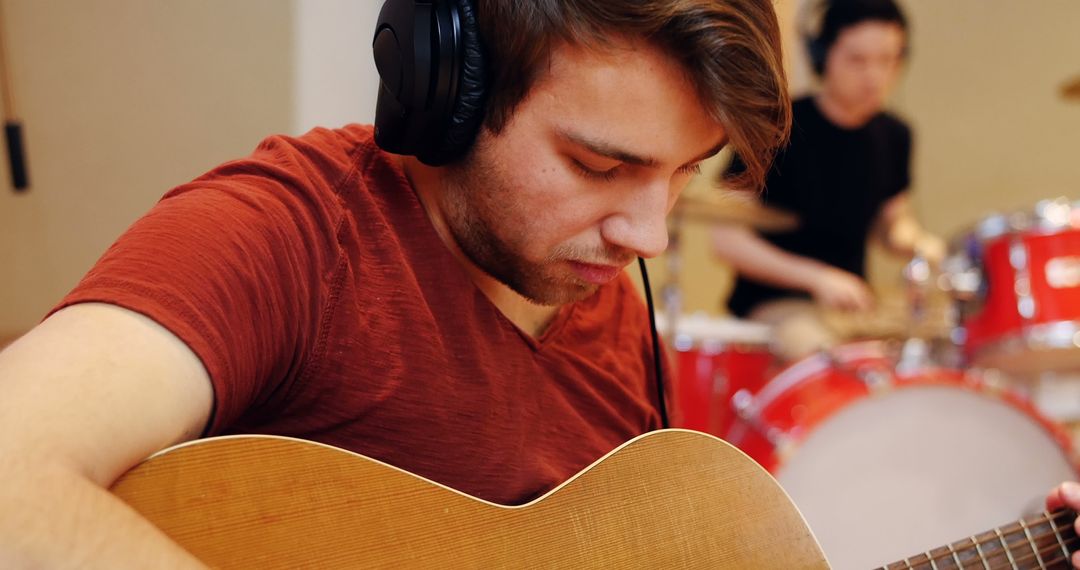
557;129;657;167
558;128;727;168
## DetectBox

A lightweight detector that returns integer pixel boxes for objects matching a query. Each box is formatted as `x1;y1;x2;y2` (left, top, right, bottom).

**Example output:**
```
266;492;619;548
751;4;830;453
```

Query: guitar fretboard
877;509;1078;569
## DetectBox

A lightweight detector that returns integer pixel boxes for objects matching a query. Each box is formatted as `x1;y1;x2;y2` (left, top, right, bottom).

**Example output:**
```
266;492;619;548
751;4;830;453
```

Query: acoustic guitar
110;429;1077;569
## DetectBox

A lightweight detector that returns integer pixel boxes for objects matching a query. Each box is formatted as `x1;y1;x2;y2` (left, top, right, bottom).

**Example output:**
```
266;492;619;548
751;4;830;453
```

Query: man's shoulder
162;124;394;218
257;124;380;165
297;123;377;149
222;123;401;200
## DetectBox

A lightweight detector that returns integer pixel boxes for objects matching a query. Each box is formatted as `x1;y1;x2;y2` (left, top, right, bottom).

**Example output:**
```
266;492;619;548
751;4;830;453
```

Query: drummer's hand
914;232;947;266
808;267;874;312
1045;482;1080;568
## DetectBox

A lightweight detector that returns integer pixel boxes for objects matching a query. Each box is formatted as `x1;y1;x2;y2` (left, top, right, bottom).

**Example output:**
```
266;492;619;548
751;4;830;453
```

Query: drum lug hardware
731;388;785;444
731;388;756;420
896;337;931;376
771;430;797;462
857;368;893;392
1009;238;1037;320
979;369;1010;396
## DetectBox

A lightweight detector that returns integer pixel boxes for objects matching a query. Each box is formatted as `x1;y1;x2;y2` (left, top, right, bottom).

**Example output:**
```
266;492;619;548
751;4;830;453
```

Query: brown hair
475;0;791;193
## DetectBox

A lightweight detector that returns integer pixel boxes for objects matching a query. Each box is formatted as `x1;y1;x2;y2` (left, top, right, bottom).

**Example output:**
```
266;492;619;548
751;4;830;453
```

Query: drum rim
748;340;891;412
957;197;1079;244
672;337;772;352
967;318;1080;361
661;312;774;349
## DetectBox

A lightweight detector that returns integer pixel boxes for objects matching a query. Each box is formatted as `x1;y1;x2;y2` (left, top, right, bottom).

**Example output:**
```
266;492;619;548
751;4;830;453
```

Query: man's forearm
0;458;206;569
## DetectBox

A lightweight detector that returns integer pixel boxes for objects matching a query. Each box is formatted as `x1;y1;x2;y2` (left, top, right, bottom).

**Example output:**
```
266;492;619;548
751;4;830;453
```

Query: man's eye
677;163;702;175
571;159;620;182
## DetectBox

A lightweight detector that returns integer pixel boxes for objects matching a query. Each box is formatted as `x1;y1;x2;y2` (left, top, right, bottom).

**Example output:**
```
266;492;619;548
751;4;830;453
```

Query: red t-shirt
54;125;665;505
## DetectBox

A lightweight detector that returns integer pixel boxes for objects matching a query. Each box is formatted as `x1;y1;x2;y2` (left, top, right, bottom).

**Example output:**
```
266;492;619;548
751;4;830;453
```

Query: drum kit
664;193;1080;569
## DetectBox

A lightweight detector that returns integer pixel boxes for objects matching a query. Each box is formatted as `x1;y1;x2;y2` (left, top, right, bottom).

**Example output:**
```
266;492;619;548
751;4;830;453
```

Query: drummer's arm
711;224;873;311
710;224;827;291
872;193;945;264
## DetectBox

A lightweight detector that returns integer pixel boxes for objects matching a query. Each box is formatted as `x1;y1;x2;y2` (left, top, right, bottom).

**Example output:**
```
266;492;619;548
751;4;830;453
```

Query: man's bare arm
0;303;214;568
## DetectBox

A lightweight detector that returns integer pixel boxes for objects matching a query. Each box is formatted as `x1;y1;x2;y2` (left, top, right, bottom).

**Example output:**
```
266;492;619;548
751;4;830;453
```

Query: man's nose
602;181;671;259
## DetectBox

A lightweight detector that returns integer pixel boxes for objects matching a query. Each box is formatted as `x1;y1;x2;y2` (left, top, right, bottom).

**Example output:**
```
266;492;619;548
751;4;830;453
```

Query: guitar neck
877;509;1078;569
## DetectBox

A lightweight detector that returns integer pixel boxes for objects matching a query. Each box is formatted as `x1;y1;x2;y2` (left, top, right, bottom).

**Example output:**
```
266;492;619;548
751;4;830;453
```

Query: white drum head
776;385;1077;570
658;312;772;351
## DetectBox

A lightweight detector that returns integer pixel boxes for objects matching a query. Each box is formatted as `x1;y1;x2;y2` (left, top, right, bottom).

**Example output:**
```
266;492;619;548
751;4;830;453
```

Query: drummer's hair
474;0;791;194
806;0;909;76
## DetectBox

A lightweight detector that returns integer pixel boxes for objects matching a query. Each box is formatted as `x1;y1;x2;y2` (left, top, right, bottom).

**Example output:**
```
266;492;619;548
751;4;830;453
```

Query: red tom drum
946;197;1080;374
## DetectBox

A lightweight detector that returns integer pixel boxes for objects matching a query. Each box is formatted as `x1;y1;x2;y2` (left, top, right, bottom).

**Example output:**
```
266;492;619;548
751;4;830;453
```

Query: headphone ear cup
372;0;486;166
425;0;487;165
373;0;430;157
800;0;829;77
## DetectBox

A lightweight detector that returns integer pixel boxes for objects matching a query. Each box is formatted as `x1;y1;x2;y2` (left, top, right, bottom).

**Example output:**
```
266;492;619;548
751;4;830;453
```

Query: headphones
801;0;831;76
371;0;488;166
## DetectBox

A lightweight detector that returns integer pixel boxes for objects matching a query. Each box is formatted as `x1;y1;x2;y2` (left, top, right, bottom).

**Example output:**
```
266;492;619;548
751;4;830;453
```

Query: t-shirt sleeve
50;131;354;435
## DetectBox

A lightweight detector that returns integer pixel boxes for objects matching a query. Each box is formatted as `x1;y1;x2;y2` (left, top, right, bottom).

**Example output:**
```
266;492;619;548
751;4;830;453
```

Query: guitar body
110;429;830;568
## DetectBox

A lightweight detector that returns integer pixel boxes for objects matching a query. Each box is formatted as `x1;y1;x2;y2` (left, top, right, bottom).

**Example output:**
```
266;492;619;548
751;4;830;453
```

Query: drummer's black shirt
726;96;912;317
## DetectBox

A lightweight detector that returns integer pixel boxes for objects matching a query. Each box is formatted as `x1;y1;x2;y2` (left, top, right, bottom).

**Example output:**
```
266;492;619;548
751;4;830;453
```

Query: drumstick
0;0;28;191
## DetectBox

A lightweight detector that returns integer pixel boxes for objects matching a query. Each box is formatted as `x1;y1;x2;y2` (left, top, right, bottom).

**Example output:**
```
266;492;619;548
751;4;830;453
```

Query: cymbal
672;191;800;232
1063;75;1080;101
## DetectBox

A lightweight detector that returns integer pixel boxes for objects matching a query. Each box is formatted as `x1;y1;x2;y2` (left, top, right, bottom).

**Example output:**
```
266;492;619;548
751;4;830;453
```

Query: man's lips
567;260;624;285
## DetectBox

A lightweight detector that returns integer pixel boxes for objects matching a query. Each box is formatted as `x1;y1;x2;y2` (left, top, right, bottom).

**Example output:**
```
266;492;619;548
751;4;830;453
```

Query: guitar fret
1019;517;1048;569
971;536;990;569
925;546;959;570
943;535;983;570
947;542;963;567
1048;510;1072;564
975;527;1011;567
1002;520;1040;569
994;527;1018;568
902;552;938;570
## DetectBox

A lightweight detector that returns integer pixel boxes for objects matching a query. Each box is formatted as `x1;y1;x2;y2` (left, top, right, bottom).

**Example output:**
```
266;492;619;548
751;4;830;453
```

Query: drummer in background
711;0;945;362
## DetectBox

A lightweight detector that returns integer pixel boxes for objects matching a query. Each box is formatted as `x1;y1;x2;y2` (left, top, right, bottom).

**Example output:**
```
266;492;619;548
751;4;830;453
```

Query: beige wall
293;1;381;134
0;0;294;334
650;0;1080;317
896;0;1080;234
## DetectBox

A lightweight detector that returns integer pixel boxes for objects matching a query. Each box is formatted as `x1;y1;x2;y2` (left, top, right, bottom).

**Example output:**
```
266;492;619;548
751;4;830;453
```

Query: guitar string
1040;531;1080;569
897;534;1080;570
954;509;1072;559
996;534;1078;569
919;517;1076;569
895;510;1076;569
919;529;1078;569
1037;550;1075;570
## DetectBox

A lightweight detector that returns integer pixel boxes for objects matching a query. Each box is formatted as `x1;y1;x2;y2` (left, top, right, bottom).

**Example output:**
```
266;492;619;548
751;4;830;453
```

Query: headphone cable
638;257;670;429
